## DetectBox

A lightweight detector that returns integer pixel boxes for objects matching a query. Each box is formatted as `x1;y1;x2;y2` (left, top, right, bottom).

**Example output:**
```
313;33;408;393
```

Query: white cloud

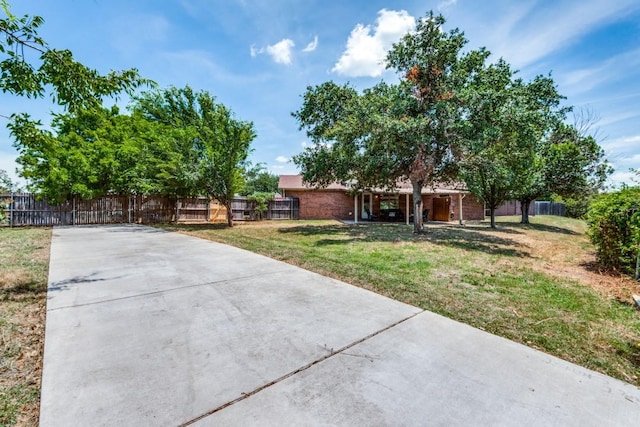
275;155;289;163
250;44;263;57
486;0;640;68
301;141;308;148
561;47;640;96
302;35;319;53
603;135;640;152
266;38;295;65
438;0;457;11
332;9;415;78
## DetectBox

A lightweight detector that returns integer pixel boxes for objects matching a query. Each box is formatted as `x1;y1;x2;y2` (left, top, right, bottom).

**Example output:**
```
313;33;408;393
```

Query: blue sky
1;0;639;188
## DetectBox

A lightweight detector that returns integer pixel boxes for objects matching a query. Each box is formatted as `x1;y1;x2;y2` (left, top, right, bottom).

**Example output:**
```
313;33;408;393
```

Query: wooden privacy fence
0;194;299;227
230;197;300;221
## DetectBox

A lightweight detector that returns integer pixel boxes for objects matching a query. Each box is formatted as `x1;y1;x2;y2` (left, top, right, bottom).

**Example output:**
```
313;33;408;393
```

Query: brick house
278;175;485;223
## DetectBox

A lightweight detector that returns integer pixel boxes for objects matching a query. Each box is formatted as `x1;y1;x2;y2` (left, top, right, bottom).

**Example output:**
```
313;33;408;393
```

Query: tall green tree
133;86;255;226
293;12;487;233
514;120;611;222
460;64;566;227
9;106;161;202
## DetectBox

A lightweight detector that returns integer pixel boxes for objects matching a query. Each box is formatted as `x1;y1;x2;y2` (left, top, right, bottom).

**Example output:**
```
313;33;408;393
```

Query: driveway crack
179;310;423;426
47;270;290;311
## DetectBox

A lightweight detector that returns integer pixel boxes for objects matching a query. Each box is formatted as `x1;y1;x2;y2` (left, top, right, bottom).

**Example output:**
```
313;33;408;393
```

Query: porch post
406;193;410;225
354;194;358;224
458;193;465;226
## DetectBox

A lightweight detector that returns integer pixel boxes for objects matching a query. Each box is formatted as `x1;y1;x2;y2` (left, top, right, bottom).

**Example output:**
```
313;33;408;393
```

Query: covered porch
351;189;470;225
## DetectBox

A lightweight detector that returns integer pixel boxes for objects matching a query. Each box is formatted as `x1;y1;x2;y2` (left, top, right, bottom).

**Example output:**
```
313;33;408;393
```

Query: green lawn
163;216;640;386
0;227;51;426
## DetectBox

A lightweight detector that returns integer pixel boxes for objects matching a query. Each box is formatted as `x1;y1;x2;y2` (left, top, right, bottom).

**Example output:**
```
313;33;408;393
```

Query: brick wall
459;194;485;221
285;190;354;220
284;190;485;221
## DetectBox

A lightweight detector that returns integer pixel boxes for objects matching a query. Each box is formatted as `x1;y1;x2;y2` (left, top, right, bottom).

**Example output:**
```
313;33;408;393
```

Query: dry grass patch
0;227;51;426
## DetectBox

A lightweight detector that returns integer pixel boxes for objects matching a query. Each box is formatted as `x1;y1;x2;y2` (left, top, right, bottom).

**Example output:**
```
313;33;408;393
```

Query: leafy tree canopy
133;86;256;226
293;12;488;233
9;106;164;202
459;62;567;227
241;162;279;195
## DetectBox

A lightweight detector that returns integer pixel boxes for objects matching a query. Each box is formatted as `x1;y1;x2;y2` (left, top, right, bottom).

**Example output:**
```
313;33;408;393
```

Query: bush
246;192;275;220
586;187;640;276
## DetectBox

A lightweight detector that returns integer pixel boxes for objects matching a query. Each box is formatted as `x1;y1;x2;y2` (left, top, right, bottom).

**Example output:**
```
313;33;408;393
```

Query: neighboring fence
534;201;566;216
230;197;300;221
0;194;299;227
493;200;536;217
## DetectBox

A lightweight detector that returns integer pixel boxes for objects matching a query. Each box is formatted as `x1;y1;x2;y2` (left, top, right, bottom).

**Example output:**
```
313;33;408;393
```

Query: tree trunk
225;201;234;227
490;207;496;229
520;199;532;224
411;180;424;233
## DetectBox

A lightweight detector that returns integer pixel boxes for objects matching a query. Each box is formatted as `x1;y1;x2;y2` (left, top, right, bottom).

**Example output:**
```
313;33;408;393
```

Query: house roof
278;175;469;195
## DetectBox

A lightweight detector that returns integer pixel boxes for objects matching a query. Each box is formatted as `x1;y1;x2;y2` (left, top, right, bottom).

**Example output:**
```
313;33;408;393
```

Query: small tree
247;192;274;220
587;187;640;276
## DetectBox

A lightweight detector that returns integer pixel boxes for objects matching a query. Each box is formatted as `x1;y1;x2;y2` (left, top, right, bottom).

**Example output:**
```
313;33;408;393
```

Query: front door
433;197;451;221
361;193;371;219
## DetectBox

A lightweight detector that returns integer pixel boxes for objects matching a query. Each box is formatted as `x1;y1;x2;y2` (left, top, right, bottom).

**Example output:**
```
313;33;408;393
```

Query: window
380;195;399;210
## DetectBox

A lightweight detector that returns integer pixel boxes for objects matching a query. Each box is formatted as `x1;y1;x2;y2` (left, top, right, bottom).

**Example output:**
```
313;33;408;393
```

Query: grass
0;227;51;427
162;216;640;386
1;217;638;424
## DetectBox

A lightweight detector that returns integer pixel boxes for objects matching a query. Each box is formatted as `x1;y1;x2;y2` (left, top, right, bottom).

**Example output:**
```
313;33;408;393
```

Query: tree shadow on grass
0;281;47;302
494;221;581;236
158;223;229;233
280;223;530;258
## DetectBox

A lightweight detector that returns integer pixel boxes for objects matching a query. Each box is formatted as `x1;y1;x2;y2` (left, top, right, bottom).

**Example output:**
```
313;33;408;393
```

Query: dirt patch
467;218;640;304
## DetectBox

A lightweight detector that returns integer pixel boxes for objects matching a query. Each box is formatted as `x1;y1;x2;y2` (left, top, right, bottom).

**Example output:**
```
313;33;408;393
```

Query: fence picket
1;194;299;227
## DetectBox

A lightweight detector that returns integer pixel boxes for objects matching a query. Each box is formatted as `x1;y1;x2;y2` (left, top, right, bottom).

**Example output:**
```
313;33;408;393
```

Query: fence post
72;197;76;226
9;192;14;227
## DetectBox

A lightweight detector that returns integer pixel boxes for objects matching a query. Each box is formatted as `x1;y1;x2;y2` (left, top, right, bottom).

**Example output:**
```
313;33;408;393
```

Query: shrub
586;187;640;276
247;192;275;220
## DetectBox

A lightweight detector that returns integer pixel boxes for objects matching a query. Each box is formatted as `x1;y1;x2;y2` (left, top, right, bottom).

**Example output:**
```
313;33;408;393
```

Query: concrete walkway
40;225;640;426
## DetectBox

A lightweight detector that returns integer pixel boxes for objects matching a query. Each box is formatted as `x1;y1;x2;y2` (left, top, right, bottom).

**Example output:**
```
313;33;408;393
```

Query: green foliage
241;163;279;195
11;86;256;221
246;191;275;220
133;86;255;226
293;11;487;233
587;187;640;275
0;168;12;192
0;1;150;112
458;61;565;227
0;169;11;222
9;107;164;202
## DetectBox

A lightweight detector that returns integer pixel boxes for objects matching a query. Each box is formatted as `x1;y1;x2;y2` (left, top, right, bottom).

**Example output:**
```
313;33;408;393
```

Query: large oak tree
293;12;487;233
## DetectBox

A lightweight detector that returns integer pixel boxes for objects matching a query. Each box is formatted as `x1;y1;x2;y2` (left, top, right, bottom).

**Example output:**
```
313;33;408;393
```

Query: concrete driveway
40;225;640;426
